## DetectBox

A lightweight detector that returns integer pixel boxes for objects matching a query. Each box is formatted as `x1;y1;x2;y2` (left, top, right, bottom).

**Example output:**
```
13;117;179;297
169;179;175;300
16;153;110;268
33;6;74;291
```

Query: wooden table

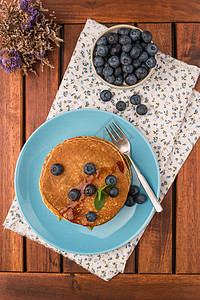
1;1;200;299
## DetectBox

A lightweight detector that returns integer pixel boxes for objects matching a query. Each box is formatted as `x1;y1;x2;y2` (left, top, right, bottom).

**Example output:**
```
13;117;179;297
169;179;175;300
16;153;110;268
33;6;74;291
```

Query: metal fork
105;122;163;213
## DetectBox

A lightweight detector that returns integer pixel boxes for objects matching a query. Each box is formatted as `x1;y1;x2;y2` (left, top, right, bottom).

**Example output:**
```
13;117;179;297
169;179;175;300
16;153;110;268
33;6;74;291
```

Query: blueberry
141;30;152;43
137;45;143;52
125;73;137;85
141;42;148;50
122;43;132;53
119;35;131;45
96;45;109;57
108;55;120;68
146;43;158;56
86;211;97;222
122;64;134;74
105;75;115;84
68;189;80;201
93;56;105;67
93;48;98;57
114;67;122;77
129;29;141;41
145;56;157;68
135;193;147;204
96;66;103;76
97;36;107;46
105;175;117;186
116;100;126;111
84;163;96;175
141;63;149;70
130;45;141;59
122;72;128;80
109;187;119;198
103;66;113;77
138;51;149;62
125;195;135;207
110;43;121;55
104;62;109;68
130;94;141;105
120;53;132;65
50;164;63;176
100;90;112;101
106;32;118;44
84;185;96;196
136;104;148;115
135;67;148;80
117;27;131;35
129;185;139;196
132;59;141;68
114;76;123;86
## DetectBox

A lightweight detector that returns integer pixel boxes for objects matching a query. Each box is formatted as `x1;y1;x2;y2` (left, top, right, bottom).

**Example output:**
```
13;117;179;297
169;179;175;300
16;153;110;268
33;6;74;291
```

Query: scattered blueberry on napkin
4;19;200;281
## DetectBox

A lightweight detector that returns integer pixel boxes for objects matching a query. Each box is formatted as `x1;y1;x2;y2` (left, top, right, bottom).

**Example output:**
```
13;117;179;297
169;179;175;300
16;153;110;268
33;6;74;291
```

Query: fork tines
105;122;125;143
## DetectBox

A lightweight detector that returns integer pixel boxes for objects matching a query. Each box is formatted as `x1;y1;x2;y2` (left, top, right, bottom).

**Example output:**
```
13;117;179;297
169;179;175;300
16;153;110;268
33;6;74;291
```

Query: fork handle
127;155;163;213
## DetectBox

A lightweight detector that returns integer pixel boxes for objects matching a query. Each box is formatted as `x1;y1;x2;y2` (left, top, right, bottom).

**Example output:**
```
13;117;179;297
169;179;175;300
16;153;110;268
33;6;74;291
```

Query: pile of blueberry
100;90;148;115
93;27;158;87
125;185;147;207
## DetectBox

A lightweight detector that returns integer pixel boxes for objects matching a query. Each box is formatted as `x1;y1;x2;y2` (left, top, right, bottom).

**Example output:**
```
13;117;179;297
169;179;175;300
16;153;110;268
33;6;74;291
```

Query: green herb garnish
57;217;62;221
87;226;94;231
94;184;113;211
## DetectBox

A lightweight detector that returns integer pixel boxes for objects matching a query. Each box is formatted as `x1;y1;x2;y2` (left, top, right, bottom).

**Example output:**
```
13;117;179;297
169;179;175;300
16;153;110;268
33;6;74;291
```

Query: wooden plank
62;23;135;273
0;70;23;271
63;24;83;72
124;252;135;273
137;23;173;273
26;46;61;272
1;273;200;300
62;24;87;273
42;0;200;23
176;23;200;273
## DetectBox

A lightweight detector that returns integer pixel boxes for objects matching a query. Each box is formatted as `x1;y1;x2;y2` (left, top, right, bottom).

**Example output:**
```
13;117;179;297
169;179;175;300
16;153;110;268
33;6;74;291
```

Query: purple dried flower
20;0;33;14
39;50;45;58
0;0;63;75
22;7;38;29
0;50;21;73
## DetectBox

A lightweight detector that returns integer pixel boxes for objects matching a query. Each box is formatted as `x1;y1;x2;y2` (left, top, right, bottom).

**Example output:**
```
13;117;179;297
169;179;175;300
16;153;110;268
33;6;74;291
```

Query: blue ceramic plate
15;109;160;255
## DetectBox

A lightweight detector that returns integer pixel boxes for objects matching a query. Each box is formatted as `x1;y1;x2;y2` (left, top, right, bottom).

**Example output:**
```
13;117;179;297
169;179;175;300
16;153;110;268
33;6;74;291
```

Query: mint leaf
97;189;101;201
98;184;114;192
95;192;106;211
87;226;94;231
94;192;99;209
94;184;113;211
101;191;108;198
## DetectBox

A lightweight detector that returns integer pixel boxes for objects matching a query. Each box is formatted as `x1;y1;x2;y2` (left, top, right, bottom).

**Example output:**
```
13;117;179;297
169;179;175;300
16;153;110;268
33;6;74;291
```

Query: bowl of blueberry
91;24;158;89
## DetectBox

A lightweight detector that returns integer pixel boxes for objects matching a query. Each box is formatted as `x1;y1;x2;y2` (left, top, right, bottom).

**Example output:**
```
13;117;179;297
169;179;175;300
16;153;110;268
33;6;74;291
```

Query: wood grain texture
176;23;200;273
0;70;23;271
62;23;135;273
1;273;200;300
137;23;173;273
124;252;135;273
42;0;200;23
63;24;83;72
62;24;87;273
26;46;61;272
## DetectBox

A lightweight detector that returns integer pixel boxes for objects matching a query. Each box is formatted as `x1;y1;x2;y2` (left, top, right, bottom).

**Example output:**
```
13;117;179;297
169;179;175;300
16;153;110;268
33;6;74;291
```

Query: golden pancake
39;136;131;227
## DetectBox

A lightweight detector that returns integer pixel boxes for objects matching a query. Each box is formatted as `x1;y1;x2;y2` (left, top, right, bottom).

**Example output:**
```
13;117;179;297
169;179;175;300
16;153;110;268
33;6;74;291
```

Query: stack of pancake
39;136;131;227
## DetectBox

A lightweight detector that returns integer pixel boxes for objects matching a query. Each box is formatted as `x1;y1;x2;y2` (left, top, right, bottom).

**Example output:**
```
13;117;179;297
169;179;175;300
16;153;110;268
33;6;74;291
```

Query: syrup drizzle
59;162;124;222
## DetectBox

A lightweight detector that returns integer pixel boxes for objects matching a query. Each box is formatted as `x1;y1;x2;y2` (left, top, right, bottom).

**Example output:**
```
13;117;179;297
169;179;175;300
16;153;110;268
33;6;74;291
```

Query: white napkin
4;19;200;281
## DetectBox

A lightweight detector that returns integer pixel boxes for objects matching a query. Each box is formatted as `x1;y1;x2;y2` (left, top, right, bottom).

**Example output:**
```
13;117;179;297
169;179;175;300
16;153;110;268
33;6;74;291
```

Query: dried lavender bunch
0;0;63;75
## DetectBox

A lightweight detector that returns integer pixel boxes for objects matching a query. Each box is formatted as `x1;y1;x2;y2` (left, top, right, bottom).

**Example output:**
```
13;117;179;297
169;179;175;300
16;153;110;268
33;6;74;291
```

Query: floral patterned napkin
4;19;200;281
